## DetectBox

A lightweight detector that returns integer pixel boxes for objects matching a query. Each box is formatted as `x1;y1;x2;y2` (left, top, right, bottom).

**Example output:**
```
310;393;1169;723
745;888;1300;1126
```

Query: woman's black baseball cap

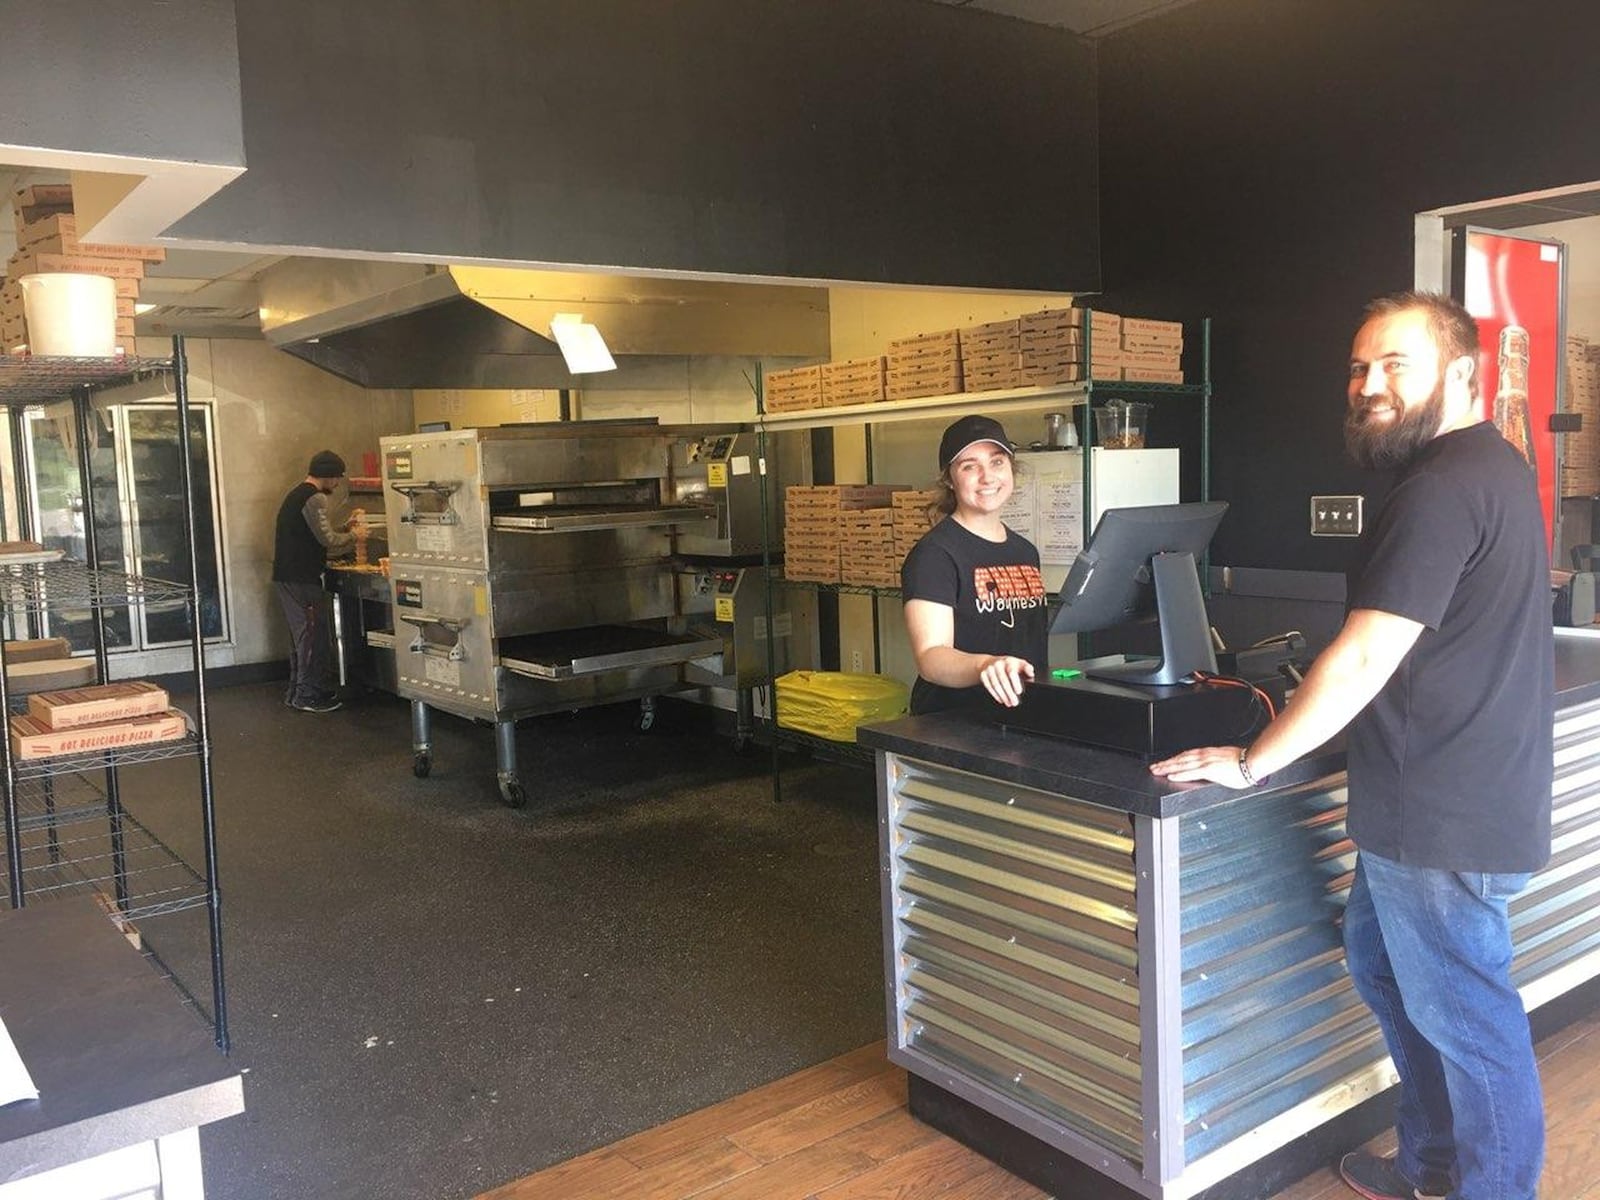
938;415;1014;472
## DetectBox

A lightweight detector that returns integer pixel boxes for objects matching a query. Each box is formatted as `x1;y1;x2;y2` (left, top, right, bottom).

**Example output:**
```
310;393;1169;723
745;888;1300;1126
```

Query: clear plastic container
1094;400;1151;449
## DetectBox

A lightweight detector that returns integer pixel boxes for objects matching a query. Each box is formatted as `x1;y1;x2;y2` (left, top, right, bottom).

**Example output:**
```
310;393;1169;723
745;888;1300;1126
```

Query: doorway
1417;181;1600;567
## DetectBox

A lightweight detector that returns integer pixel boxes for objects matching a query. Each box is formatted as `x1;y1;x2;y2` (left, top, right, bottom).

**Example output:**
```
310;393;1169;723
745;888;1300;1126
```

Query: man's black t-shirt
900;517;1049;715
1346;422;1553;873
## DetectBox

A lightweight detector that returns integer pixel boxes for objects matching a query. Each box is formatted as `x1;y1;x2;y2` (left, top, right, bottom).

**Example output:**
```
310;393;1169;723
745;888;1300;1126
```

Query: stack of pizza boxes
958;320;1023;392
838;485;912;588
891;490;942;568
1018;308;1094;384
886;330;962;400
1564;336;1600;497
1120;317;1185;383
762;365;824;413
3;183;164;355
784;485;909;584
820;357;887;407
1086;310;1127;380
783;486;844;583
9;680;186;761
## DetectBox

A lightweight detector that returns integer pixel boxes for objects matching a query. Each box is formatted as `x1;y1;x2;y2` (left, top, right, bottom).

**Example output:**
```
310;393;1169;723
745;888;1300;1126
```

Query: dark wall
1095;0;1600;569
0;0;242;166
170;0;1100;291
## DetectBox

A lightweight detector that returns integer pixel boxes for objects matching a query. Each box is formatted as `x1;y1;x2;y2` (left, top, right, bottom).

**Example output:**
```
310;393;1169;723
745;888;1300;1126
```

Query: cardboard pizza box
28;680;171;730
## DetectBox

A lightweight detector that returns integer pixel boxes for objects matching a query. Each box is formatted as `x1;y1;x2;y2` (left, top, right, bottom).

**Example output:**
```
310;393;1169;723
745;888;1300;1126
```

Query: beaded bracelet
1238;746;1259;787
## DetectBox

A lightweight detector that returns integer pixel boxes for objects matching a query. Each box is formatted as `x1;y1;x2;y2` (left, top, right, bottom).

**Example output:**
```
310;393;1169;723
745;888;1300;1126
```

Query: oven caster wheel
498;777;528;808
413;752;432;779
636;697;656;733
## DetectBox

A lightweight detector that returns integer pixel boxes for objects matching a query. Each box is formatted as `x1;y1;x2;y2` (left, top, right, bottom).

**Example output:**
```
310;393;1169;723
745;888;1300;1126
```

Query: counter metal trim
882;752;1145;1168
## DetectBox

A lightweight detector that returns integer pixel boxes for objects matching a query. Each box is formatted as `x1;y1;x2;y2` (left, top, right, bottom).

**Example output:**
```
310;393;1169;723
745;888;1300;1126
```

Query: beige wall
412;388;562;429
1519;216;1600;341
824;286;1074;684
123;335;413;670
572;356;808;425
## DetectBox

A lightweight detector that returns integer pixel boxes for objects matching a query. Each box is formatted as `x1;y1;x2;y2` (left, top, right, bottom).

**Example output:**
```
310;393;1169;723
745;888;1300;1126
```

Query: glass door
20;404;134;651
116;402;229;647
10;400;228;654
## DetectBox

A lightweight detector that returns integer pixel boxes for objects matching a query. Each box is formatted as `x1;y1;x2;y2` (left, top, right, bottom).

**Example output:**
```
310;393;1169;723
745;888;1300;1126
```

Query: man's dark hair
1363;291;1481;399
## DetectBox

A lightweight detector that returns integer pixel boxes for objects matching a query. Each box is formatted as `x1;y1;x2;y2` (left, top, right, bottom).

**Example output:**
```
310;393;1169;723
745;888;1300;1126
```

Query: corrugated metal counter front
859;634;1600;1199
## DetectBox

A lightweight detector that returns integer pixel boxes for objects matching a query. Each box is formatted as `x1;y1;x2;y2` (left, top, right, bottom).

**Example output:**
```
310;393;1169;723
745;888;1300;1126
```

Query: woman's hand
978;656;1034;707
1149;745;1251;788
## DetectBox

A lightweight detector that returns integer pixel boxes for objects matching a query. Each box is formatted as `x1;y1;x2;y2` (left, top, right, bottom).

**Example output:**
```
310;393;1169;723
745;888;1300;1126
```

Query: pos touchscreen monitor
1051;500;1228;686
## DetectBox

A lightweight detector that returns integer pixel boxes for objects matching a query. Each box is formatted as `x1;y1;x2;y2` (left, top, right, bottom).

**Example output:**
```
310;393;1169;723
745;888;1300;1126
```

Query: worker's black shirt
900;516;1049;716
272;481;330;585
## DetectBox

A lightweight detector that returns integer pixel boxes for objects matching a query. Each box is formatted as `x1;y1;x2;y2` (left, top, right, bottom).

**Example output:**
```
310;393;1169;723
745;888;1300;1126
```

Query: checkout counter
859;633;1600;1200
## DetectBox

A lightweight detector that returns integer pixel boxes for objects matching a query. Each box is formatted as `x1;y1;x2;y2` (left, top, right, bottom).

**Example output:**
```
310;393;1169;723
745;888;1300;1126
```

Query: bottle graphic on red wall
1494;324;1536;476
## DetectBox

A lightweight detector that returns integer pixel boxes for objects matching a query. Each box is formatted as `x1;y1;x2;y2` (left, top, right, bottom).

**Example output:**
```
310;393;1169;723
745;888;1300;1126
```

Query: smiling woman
899;415;1050;716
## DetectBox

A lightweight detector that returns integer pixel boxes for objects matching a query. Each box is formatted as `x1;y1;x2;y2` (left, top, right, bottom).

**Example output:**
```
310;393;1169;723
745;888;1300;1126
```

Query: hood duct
256;260;831;389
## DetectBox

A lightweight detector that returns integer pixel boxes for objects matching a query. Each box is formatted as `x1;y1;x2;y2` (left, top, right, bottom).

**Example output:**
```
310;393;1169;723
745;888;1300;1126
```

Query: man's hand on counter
1149;745;1253;788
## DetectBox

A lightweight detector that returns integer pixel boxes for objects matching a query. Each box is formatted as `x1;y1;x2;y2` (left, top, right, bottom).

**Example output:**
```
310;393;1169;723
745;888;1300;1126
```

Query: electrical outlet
851;649;864;672
1310;494;1364;537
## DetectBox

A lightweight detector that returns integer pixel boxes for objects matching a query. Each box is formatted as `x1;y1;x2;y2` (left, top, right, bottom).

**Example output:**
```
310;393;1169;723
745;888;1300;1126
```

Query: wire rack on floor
757;722;877;766
4;797;208;921
8;732;204;783
6;769;108;832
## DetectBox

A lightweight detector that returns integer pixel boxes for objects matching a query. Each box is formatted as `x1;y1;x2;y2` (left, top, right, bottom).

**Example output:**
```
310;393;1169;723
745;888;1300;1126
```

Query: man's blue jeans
1343;851;1543;1200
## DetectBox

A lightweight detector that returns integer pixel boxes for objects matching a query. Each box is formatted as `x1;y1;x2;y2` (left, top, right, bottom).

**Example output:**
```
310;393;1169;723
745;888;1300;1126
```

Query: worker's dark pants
274;580;334;706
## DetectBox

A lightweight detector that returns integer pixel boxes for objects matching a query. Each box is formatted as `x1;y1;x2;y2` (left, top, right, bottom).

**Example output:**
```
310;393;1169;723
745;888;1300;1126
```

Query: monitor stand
1084;551;1217;686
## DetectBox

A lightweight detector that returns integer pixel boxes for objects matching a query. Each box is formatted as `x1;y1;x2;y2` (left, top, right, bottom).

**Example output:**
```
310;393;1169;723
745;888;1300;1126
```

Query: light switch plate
1311;495;1363;537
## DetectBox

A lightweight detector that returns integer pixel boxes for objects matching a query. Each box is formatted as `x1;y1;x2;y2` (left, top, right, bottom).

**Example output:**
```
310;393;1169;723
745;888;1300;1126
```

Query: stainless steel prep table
859;633;1600;1199
0;897;244;1198
325;564;397;695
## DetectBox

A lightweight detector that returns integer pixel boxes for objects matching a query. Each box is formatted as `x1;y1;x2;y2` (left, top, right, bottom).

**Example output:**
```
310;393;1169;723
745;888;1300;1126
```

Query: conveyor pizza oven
380;422;780;722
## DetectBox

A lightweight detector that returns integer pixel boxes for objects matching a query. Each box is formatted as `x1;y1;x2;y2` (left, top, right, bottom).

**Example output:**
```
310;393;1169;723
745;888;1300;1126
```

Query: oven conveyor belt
497;624;722;680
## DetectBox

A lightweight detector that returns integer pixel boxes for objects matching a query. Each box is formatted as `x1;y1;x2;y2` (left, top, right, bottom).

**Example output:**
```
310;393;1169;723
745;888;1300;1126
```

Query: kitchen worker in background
272;450;356;713
901;415;1049;715
1151;292;1552;1200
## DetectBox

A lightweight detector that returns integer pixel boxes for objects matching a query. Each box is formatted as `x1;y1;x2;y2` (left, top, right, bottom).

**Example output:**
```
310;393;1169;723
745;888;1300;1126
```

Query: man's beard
1344;381;1446;470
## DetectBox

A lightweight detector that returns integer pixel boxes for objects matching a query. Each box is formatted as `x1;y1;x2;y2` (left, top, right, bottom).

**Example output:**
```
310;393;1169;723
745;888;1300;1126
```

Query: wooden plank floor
477;1016;1600;1200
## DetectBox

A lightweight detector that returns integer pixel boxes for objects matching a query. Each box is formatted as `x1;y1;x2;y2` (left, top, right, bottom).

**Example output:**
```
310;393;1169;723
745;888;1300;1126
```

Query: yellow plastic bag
774;670;909;742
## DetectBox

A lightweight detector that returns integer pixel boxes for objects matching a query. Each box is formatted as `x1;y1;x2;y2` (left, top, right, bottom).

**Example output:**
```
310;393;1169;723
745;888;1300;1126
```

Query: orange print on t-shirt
972;564;1046;614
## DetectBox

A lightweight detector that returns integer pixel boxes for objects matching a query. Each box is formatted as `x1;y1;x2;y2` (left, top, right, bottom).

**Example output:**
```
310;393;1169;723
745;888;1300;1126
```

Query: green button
1051;668;1083;680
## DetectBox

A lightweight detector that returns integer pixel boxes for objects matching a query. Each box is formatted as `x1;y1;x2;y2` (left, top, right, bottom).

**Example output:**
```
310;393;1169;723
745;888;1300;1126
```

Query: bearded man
1151;292;1552;1200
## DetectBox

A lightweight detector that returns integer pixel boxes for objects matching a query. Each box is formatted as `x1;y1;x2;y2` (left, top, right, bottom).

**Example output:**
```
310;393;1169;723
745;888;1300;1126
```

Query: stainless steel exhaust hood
257;259;831;389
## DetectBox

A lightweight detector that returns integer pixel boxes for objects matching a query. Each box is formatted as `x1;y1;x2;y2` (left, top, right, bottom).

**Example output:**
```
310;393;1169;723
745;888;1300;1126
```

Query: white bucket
18;274;118;357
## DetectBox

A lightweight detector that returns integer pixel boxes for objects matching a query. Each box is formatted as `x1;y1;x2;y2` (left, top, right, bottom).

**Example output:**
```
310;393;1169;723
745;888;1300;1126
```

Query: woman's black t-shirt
900;517;1049;715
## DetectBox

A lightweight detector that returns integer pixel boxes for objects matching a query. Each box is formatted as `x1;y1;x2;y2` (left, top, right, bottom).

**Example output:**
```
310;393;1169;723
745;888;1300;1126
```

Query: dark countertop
858;711;1346;818
0;898;244;1183
1554;629;1600;706
859;634;1600;819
